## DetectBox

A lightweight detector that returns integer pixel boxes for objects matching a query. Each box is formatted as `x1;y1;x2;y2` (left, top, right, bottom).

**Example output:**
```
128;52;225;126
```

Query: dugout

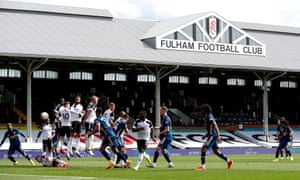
0;1;300;141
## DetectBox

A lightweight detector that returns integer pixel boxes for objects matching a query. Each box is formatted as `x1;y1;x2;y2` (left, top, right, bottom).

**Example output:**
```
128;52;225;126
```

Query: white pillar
26;70;32;143
154;69;161;135
262;78;269;142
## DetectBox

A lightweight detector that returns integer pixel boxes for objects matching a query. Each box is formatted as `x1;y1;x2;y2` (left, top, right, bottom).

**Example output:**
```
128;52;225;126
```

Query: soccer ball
40;112;49;120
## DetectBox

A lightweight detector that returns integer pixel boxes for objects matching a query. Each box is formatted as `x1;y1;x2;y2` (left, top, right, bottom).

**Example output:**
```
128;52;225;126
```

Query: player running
132;110;155;171
94;107;132;169
0;123;35;166
147;105;174;168
273;117;294;162
114;111;129;168
196;103;233;171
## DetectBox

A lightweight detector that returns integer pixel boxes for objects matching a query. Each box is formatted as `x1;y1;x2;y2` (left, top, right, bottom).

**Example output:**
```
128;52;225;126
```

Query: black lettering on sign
172;134;189;144
252;134;277;141
221;134;248;144
187;134;205;143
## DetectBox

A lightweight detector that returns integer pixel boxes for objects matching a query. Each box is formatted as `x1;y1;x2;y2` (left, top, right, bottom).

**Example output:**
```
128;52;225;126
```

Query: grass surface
0;154;299;180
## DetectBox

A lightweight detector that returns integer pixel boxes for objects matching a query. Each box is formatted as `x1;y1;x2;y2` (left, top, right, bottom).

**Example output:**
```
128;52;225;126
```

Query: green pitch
0;154;299;180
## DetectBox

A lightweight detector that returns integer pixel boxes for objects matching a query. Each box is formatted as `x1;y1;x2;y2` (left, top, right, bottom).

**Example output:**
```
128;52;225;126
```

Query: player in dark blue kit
275;115;286;159
114;112;129;168
147;105;174;168
273;117;294;162
94;107;132;169
0;123;35;166
196;103;233;171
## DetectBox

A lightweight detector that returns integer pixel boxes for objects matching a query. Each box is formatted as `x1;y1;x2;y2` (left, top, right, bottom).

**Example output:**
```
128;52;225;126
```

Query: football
40;112;49;120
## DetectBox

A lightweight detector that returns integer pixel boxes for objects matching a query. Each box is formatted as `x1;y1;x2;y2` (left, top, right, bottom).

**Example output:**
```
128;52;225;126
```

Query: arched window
227;78;246;86
69;72;93;80
33;70;58;79
198;77;218;85
169;75;189;84
137;74;156;82
0;68;21;78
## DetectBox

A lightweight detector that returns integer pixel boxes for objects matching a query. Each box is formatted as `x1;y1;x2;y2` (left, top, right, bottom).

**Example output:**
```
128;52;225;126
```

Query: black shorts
72;121;82;134
137;139;148;152
42;139;52;152
85;122;95;133
59;126;72;138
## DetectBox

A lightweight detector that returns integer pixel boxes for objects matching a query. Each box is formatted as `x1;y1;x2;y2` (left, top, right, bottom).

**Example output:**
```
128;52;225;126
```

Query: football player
195;103;233;170
35;112;55;158
132;110;155;171
147;106;174;168
0;123;35;166
70;95;85;157
94;107;132;169
82;95;99;156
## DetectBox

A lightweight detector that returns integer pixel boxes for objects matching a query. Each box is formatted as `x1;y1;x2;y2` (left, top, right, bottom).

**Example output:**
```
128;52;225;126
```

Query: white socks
135;153;144;168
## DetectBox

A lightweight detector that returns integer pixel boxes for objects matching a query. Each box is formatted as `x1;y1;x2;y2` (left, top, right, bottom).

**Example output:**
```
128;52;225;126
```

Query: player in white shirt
82;95;99;156
103;102;116;127
35;112;55;158
52;97;64;158
35;155;68;167
132;110;155;171
70;95;85;157
57;101;72;160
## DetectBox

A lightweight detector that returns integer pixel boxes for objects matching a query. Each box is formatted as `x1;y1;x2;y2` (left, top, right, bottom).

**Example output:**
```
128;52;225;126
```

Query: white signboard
157;39;266;56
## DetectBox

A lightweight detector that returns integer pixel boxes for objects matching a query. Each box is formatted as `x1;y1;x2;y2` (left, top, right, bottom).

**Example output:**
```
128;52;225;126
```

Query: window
227;78;246;86
33;70;58;79
0;69;21;78
104;73;115;81
169;75;189;84
0;69;7;77
195;25;204;41
254;80;271;87
115;73;126;81
199;77;218;85
69;72;93;80
163;33;175;39
104;73;126;81
137;74;156;82
280;81;297;88
182;25;193;38
81;72;93;80
177;31;189;40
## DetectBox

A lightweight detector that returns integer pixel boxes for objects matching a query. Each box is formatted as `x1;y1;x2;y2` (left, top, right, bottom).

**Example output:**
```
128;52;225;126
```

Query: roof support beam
253;71;286;142
16;58;48;142
213;24;229;43
144;65;179;135
195;21;212;42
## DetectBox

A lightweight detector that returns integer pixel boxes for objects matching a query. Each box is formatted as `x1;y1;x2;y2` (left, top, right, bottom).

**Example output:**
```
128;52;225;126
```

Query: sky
4;0;300;27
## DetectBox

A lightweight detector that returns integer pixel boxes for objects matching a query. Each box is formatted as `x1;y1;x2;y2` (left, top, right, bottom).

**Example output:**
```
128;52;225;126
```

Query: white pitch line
0;173;140;180
0;173;97;179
